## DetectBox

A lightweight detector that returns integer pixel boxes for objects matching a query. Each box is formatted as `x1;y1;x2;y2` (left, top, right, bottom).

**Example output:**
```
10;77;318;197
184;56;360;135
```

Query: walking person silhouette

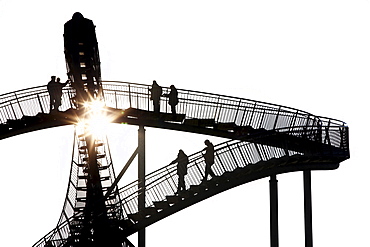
170;149;189;194
202;139;216;182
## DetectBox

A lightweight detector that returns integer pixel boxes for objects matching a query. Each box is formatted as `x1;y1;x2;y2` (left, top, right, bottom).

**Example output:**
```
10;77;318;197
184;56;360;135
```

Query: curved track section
0;82;349;246
0;81;346;145
115;130;347;236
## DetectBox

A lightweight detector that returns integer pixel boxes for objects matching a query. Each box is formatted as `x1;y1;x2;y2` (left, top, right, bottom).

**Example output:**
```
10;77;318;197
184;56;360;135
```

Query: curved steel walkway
0;81;349;246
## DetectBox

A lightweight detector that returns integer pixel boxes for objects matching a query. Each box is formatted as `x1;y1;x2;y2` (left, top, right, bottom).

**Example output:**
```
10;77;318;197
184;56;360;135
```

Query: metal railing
115;125;349;219
6;81;347;246
101;81;346;131
32;124;349;245
0;81;346;133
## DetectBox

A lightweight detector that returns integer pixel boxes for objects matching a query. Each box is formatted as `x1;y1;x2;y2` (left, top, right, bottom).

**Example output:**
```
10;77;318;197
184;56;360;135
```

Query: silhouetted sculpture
64;12;101;107
170;149;189;194
202;139;216;182
47;76;68;112
164;85;179;115
150;80;162;113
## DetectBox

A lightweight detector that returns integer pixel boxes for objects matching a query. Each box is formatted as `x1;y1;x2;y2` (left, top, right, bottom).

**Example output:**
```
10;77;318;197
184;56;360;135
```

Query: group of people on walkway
47;75;70;113
47;78;179;115
150;80;179;115
170;139;215;194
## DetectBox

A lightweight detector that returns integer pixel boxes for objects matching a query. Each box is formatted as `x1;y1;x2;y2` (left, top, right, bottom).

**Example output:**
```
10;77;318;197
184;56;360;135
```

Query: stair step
222;171;235;179
0;124;9;132
99;165;109;170
127;213;142;222
142;207;158;216
153;201;170;209
82;155;106;161
75;207;84;212
100;176;110;181
178;190;194;198
7;119;25;129
97;154;106;159
120;219;134;229
76;186;109;191
189;184;207;193
166;195;181;204
76;197;86;202
73;216;85;221
75;196;117;203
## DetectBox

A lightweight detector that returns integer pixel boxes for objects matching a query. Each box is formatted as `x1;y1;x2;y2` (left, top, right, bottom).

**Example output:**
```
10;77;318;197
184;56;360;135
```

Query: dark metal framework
0;81;346;135
0;82;349;247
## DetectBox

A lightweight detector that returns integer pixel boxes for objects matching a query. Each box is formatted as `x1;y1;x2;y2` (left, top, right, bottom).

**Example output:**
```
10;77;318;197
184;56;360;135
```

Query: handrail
0;81;346;130
115;125;349;219
20;80;349;245
33;125;349;245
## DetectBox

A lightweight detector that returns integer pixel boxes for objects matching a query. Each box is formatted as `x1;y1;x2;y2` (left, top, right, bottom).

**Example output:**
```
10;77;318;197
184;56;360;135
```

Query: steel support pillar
269;175;279;247
138;125;146;247
303;170;313;247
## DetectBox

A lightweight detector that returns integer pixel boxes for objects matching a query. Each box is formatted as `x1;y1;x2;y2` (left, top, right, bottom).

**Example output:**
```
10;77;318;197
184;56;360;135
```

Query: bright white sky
0;0;368;246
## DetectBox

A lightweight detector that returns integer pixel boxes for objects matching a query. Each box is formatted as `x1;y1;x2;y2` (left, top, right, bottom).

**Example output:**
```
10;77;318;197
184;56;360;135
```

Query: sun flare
77;100;112;137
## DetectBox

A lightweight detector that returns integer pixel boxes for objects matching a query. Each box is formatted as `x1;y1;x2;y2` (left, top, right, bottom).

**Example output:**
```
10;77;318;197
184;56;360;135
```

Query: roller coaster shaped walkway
0;81;349;246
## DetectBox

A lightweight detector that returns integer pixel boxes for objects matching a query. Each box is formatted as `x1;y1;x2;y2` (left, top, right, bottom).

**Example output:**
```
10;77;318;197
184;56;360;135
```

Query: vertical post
138;125;146;247
269;174;279;247
37;94;44;113
304;170;313;247
14;92;24;116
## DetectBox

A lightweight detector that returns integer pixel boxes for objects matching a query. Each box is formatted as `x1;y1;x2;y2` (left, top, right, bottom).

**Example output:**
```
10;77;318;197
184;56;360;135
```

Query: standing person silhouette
167;85;178;115
202;139;216;182
150;80;162;114
170;149;189;194
54;77;69;111
47;76;57;112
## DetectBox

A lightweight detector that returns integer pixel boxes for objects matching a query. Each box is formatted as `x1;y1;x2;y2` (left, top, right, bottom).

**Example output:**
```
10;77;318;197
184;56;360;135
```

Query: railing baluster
273;106;280;130
128;84;132;108
10;102;17;119
37;94;44;113
248;102;257;127
233;98;242;124
14;92;24;117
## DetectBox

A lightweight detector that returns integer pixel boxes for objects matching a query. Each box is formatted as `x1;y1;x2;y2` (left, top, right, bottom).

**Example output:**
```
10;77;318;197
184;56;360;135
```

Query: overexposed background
0;1;367;246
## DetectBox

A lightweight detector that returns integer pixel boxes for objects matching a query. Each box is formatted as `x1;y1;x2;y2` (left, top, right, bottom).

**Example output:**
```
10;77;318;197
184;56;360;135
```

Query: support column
269;175;279;247
303;170;313;247
138;125;146;247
